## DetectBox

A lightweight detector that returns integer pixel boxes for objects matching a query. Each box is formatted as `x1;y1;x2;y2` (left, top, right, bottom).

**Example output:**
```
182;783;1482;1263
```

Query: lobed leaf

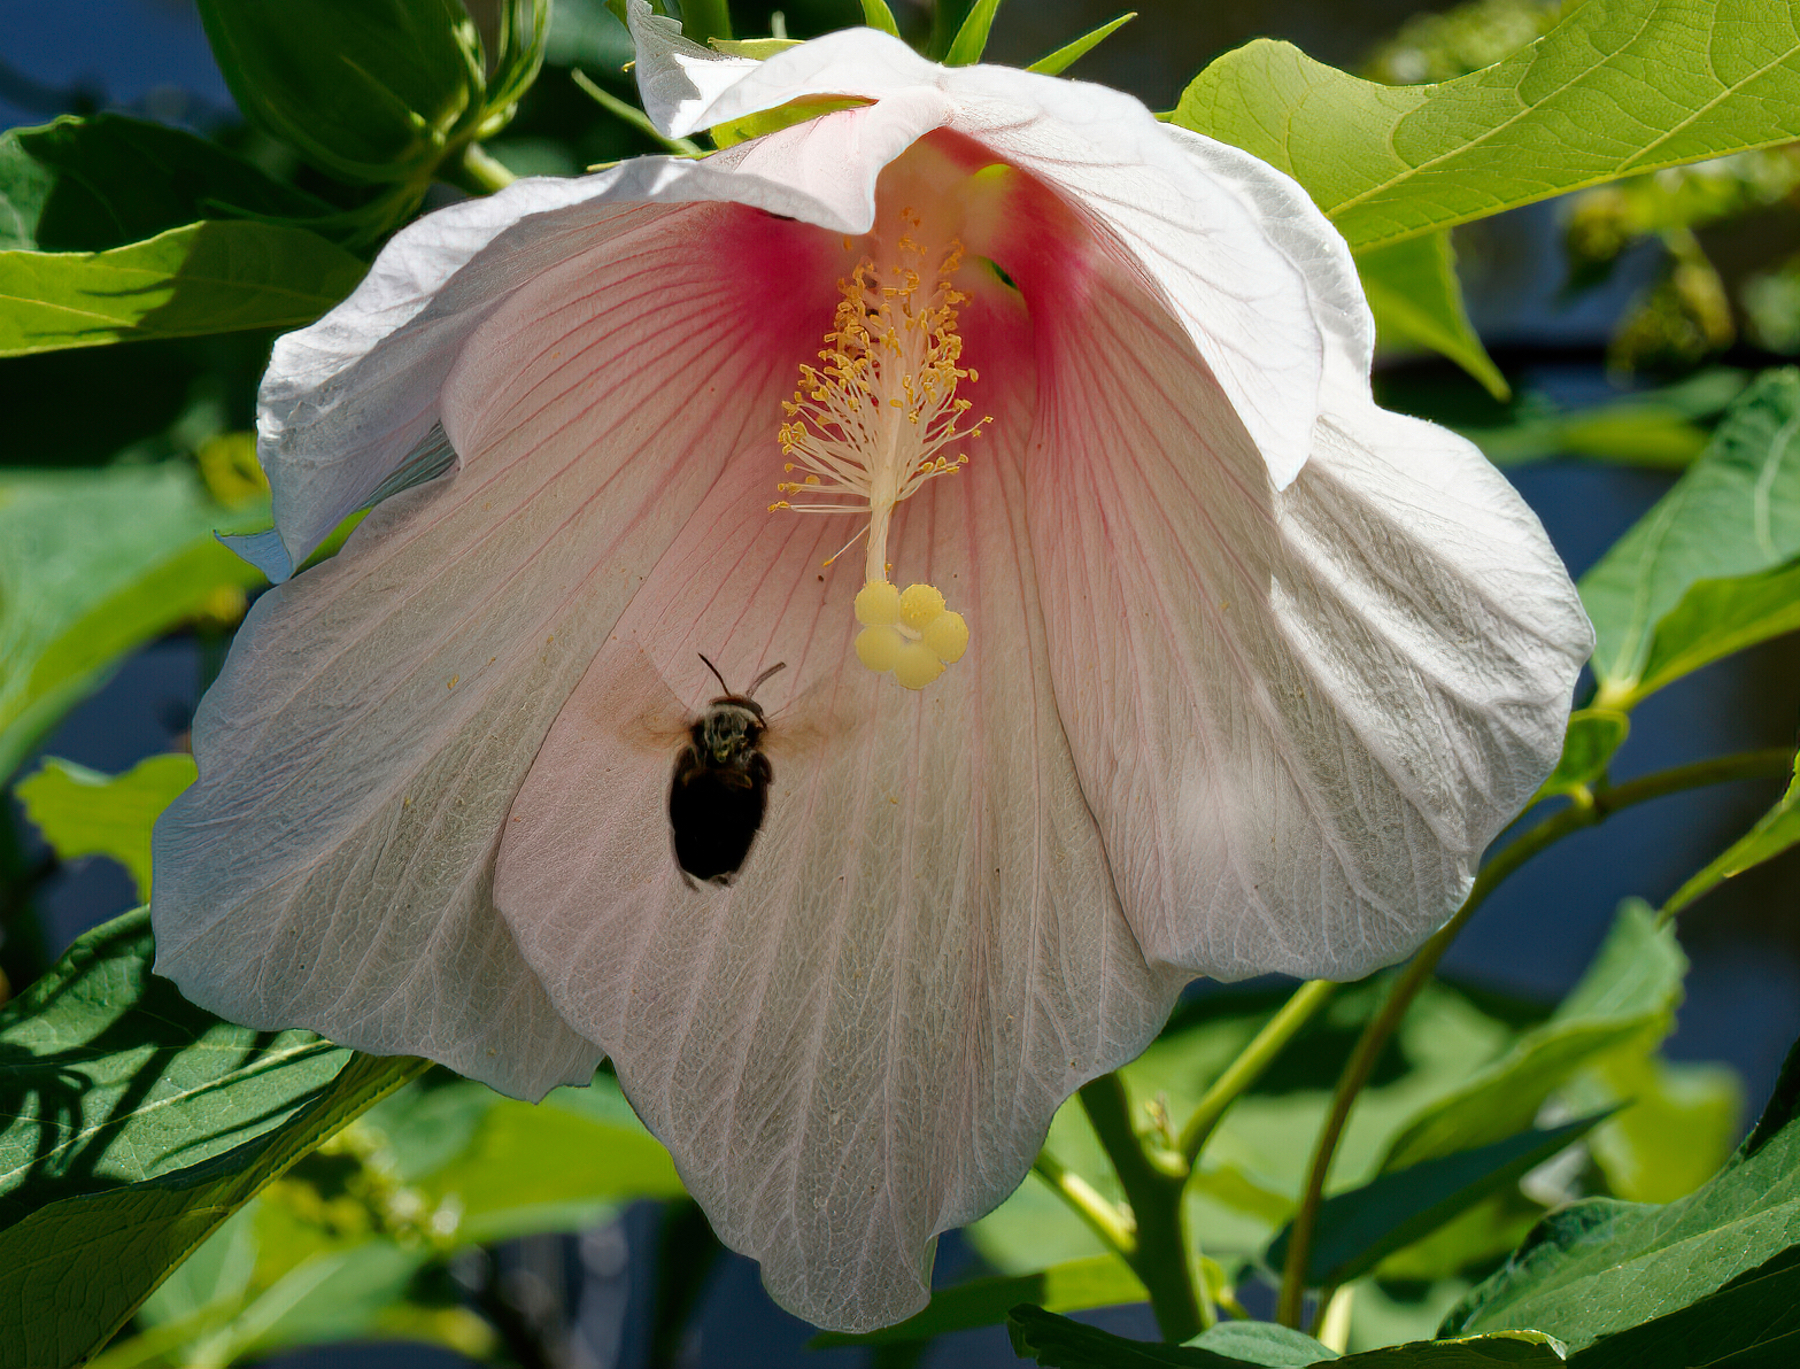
14;754;197;899
1174;0;1800;252
0;220;366;357
1579;368;1800;699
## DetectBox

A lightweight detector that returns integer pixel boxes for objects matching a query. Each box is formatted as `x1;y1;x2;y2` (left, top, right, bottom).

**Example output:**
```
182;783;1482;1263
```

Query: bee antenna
746;661;788;699
697;653;730;695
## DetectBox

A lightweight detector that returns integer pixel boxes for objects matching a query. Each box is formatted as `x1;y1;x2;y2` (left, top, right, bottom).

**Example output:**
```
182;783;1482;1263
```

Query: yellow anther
856;624;905;672
855;579;903;627
893;643;945;691
923;610;969;664
899;582;946;630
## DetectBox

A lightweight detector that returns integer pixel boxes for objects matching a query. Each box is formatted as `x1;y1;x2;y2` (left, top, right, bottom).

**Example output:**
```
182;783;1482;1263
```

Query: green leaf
420;1078;686;1243
1444;1033;1800;1351
14;754;197;898
1188;1322;1342;1365
1568;1051;1742;1203
813;1255;1145;1348
857;0;903;39
1533;709;1631;803
0;908;427;1367
1383;903;1683;1171
1173;0;1800;251
1007;1305;1568;1367
0;219;366;356
0;465;266;781
1581;369;1800;700
1633;560;1800;712
973;983;1523;1274
1358;233;1508;401
1268;1115;1609;1287
1027;12;1138;76
1461;369;1747;471
1662;753;1800;918
944;0;1003;65
1567;1244;1800;1369
0;115;335;254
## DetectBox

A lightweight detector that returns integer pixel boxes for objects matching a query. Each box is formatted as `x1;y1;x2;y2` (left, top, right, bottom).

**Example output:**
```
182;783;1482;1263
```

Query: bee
668;654;788;887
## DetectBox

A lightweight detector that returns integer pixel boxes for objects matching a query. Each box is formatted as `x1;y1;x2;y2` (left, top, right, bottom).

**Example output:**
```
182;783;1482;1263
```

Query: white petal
1029;258;1590;981
254;145;923;581
629;25;1331;488
153;212;823;1096
624;0;762;137
493;379;1182;1329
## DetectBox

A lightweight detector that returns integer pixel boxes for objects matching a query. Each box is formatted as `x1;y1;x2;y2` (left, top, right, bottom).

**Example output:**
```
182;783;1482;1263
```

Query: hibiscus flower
150;4;1592;1331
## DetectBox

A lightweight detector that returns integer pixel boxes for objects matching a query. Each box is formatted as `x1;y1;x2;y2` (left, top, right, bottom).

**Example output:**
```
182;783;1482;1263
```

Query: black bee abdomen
669;745;774;885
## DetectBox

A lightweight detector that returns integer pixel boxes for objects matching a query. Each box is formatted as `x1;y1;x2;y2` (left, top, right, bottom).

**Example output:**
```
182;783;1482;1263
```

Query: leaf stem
1274;744;1795;1328
1178;978;1337;1166
1079;1074;1208;1341
1031;1148;1136;1252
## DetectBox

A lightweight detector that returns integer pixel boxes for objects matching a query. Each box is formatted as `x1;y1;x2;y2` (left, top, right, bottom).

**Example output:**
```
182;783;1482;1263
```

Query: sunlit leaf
0;465;266;781
1175;0;1800;251
944;0;1003;65
1579;368;1800;701
1357;233;1508;400
1566;1052;1741;1203
0;220;366;357
14;754;197;898
1461;369;1746;470
1447;1032;1800;1352
1027;12;1137;76
1568;1245;1800;1369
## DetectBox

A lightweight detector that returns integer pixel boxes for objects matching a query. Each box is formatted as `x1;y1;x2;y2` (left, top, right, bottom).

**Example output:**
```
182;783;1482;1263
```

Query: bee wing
762;671;868;762
595;645;692;756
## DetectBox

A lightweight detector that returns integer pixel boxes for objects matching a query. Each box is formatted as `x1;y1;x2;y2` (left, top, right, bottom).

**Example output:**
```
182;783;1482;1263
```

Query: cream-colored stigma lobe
770;212;989;691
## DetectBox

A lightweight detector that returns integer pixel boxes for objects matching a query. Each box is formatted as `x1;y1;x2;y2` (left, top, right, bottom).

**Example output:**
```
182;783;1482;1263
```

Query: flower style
150;4;1592;1332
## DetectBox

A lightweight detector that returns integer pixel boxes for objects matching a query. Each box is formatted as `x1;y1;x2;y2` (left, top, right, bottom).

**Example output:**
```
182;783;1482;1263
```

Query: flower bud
198;0;546;185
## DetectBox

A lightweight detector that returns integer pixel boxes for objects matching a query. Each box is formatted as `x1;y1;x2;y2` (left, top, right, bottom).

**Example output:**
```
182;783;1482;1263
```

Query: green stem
1274;744;1795;1329
1080;1075;1208;1341
680;0;733;43
445;142;515;195
1031;1149;1136;1253
1178;979;1337;1167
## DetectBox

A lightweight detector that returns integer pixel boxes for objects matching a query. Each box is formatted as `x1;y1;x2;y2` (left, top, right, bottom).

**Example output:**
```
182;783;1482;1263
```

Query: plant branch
1079;1074;1208;1341
1178;979;1337;1167
1274;744;1795;1328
